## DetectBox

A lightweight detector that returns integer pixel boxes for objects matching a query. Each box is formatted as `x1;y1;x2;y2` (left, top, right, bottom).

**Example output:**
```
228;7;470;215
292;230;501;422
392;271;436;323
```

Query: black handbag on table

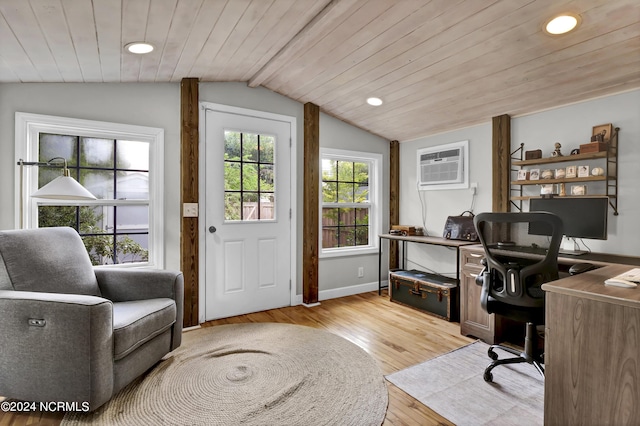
443;211;478;241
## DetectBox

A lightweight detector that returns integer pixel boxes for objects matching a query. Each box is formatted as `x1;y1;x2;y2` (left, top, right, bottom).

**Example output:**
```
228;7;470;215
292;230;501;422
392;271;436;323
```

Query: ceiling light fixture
125;42;154;54
367;97;383;106
544;14;580;35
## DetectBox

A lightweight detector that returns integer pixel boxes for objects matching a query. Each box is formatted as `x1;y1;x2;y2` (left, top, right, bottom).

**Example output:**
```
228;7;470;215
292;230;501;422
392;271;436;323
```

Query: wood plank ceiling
0;0;638;141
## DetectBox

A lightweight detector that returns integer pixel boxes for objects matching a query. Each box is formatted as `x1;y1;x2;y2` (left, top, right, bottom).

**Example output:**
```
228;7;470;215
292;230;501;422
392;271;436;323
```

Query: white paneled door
203;106;293;320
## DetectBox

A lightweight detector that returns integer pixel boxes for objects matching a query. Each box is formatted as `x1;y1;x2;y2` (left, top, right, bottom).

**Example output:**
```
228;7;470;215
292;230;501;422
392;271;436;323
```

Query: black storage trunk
389;269;458;321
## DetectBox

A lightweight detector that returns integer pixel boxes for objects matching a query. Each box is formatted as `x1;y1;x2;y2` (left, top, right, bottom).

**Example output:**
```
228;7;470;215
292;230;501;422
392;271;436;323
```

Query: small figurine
591;130;607;142
559;183;566;197
552;142;563;157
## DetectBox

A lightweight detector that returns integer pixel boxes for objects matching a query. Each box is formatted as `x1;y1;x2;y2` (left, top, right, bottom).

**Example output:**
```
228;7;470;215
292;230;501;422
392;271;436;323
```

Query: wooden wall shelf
511;175;609;186
510;127;619;215
512;151;607;166
511;195;617;201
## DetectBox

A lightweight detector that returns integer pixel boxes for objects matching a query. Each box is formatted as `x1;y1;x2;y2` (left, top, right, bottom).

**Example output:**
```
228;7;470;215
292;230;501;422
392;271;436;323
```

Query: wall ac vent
417;140;469;190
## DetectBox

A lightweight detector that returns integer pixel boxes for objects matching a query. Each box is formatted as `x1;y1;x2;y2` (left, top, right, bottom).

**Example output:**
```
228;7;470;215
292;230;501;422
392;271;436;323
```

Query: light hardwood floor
1;290;474;426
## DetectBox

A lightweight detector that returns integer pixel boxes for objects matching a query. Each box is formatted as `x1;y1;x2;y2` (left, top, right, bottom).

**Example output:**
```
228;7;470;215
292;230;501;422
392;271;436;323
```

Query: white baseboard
292;280;388;305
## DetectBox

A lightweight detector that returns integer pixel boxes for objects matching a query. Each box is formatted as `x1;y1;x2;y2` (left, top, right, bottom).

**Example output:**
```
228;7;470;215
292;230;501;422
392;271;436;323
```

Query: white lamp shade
31;176;97;200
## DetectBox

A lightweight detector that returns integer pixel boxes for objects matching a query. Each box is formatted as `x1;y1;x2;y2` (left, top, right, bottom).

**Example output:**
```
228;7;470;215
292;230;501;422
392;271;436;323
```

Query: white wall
0;83;182;271
0;82;389;298
400;124;492;278
318;112;389;295
399;89;640;274
512;90;640;256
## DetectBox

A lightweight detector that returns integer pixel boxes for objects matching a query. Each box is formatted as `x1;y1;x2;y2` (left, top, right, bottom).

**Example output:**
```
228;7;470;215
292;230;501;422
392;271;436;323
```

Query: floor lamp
17;157;96;229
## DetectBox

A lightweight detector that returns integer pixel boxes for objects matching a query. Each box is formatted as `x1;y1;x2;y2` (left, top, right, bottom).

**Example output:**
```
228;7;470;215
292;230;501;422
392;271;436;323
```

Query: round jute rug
62;323;388;425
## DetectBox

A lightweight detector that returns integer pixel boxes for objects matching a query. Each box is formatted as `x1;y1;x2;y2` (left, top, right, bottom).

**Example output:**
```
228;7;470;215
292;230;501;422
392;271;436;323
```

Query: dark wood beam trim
492;114;511;213
389;140;400;270
303;102;320;304
180;77;199;327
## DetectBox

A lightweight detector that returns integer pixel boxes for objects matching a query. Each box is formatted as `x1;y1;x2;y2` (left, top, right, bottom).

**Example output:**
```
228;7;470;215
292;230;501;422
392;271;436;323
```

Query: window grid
224;132;275;221
322;159;370;249
38;134;149;264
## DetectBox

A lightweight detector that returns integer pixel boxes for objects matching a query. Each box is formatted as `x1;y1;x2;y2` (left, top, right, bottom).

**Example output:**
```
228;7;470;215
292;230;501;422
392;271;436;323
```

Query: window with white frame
15;113;164;268
320;148;382;257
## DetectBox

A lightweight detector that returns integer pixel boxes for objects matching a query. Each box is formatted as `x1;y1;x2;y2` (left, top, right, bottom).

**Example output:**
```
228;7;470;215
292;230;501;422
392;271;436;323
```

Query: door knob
209;226;217;233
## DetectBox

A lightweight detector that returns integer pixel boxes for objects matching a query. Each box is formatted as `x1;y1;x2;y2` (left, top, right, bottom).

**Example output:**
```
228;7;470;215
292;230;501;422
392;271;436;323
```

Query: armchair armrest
95;268;184;350
94;268;183;303
0;290;114;407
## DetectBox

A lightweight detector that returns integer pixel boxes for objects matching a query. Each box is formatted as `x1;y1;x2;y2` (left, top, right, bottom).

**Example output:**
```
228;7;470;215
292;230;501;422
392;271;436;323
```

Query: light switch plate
183;203;199;218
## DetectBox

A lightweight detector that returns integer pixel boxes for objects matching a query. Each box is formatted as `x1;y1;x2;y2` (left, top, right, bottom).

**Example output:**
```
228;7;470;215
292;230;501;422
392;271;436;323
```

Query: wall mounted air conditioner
417;140;469;190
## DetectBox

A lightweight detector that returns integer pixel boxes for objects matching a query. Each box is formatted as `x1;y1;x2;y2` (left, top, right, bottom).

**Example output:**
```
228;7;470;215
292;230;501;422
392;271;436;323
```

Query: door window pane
225;193;241;220
225;131;241;160
260;136;274;163
243;164;259;191
243;133;259;162
225;163;241;191
224;131;277;222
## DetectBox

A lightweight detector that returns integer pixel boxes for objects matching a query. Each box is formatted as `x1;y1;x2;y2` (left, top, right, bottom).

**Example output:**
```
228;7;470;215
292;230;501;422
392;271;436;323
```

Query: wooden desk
378;234;474;295
542;265;640;425
460;244;640;344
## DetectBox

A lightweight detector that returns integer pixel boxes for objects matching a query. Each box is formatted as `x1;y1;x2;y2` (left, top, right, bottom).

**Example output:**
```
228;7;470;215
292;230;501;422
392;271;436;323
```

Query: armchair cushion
113;298;176;360
0;227;100;296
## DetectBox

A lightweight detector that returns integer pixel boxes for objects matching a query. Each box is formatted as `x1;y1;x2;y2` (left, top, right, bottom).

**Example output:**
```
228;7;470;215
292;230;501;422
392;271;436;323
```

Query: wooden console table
378;234;475;295
542;264;640;425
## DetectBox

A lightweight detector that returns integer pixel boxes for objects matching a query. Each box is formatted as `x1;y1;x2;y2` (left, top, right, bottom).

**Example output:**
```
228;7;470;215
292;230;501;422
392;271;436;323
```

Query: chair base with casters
483;322;544;382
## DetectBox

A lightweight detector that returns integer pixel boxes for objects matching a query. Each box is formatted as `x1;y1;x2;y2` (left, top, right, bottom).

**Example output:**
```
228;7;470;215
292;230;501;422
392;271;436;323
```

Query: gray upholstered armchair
0;227;183;411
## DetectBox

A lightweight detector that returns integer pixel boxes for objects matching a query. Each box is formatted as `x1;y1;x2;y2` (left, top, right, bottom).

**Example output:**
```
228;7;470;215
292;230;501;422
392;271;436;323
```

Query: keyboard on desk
487;244;548;256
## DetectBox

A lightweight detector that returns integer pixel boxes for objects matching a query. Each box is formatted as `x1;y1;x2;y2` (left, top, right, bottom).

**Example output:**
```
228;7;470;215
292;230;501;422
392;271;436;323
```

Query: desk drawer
462;250;485;268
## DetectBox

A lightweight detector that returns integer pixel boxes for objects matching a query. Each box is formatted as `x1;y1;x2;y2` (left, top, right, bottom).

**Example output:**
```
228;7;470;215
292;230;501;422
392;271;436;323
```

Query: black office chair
473;212;563;382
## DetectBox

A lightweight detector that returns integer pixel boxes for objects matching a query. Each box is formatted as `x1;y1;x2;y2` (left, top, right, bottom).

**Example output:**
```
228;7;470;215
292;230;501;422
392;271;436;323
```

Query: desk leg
378;236;382;295
402;241;407;270
455;247;460;284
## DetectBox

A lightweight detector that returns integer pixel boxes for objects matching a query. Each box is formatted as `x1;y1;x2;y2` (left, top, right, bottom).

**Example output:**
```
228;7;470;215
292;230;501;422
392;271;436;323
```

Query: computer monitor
529;197;608;240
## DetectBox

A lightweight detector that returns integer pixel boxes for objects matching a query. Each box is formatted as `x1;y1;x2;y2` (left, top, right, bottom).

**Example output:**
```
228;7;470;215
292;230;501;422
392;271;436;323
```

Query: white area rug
386;341;543;426
63;323;388;425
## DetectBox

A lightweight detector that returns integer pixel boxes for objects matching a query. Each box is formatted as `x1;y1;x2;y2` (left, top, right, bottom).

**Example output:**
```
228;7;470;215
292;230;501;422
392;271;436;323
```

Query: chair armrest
0;290;114;407
95;268;183;303
95;268;184;350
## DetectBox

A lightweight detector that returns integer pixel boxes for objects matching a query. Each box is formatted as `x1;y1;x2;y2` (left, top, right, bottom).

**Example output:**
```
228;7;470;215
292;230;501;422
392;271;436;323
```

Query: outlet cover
183;203;199;218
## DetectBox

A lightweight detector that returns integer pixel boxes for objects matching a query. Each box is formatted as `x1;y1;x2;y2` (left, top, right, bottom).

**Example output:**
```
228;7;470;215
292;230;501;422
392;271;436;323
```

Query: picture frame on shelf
517;170;529;181
541;169;554;180
592;123;613;143
540;184;556;195
555;168;566;179
577;165;590;178
566;165;577;178
571;185;587;196
529;168;540;180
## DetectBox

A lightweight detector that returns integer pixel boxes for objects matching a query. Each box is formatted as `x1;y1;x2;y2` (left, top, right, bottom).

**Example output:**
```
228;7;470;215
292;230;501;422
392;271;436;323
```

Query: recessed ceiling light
125;42;154;54
367;97;383;106
544;14;580;35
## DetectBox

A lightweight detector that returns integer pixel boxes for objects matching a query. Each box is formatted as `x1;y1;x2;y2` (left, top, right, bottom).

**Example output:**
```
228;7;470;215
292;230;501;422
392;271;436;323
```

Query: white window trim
14;112;165;268
319;148;382;258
